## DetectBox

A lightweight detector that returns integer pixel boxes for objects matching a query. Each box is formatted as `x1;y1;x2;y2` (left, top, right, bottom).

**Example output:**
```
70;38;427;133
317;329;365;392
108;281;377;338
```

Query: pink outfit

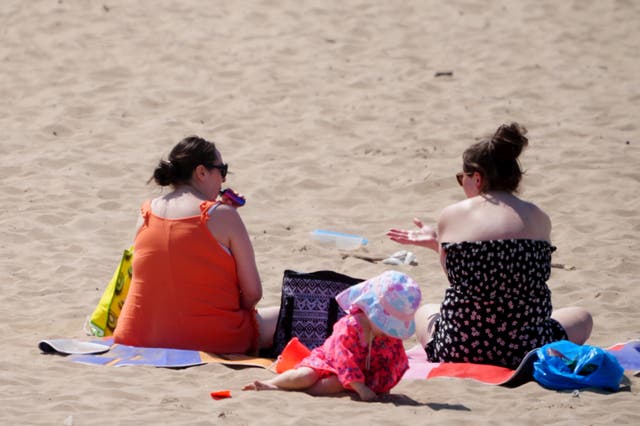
298;312;408;394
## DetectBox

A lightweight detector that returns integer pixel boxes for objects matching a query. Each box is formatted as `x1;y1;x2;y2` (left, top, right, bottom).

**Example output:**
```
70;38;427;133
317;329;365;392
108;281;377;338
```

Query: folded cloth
607;340;640;371
39;339;110;355
382;250;418;266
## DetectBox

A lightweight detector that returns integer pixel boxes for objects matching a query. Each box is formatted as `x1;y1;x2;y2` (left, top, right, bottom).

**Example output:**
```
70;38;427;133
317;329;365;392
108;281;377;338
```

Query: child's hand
350;382;377;401
358;387;377;401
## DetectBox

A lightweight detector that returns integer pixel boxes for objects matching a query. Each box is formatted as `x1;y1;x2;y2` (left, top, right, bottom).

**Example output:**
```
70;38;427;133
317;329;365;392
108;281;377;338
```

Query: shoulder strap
200;200;221;225
140;200;152;225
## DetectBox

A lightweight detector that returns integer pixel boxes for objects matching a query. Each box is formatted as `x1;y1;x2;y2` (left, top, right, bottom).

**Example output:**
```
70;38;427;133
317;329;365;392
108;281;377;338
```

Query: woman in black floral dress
387;123;592;368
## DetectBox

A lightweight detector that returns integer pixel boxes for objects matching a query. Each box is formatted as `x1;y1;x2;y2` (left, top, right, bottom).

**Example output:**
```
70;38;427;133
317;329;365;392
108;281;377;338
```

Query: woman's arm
208;206;263;310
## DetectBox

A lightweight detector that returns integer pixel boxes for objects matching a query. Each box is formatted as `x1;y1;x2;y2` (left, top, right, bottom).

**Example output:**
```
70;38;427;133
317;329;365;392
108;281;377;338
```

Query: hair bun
152;159;176;186
490;122;528;160
147;136;220;186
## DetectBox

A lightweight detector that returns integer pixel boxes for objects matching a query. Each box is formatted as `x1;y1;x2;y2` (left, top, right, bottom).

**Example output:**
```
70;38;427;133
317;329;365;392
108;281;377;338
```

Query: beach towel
401;340;640;386
38;338;273;368
402;345;539;387
38;338;639;386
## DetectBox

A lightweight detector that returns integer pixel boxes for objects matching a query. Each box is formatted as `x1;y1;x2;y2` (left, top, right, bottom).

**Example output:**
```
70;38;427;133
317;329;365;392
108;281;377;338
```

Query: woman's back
438;191;551;245
113;135;279;353
113;200;257;353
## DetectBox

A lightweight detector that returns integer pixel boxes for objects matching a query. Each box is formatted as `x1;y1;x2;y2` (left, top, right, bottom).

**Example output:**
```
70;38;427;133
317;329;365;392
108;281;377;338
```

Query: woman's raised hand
387;218;438;251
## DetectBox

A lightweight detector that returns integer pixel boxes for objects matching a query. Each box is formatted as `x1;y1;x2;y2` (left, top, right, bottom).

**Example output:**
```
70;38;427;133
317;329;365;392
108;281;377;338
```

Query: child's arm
349;381;377;401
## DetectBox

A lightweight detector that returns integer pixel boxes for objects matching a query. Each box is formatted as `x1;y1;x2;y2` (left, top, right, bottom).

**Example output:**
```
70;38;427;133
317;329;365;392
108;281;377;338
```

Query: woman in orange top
114;136;278;354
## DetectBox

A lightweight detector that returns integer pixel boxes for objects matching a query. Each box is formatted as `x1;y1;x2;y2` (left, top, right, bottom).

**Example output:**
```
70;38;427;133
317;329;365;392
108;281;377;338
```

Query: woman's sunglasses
208;163;228;178
455;171;473;186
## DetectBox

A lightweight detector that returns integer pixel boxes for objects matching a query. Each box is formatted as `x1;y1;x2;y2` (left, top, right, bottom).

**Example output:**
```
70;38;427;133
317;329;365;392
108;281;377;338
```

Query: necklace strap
365;332;373;371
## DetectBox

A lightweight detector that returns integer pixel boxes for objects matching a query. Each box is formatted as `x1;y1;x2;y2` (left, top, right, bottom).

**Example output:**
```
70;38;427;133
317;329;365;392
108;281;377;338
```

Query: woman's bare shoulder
207;203;247;241
439;195;552;242
209;202;242;221
523;200;552;238
437;198;477;240
439;197;478;223
441;197;474;215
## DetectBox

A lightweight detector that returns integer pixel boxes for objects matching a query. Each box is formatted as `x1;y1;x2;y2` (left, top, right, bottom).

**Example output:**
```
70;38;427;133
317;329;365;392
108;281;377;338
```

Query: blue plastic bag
533;340;624;391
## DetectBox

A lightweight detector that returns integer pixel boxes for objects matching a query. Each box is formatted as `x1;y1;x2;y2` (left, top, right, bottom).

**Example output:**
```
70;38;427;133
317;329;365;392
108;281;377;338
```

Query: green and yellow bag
86;247;134;337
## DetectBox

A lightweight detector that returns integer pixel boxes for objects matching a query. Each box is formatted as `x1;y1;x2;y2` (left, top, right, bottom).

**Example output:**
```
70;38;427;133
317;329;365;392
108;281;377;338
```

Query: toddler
243;270;422;401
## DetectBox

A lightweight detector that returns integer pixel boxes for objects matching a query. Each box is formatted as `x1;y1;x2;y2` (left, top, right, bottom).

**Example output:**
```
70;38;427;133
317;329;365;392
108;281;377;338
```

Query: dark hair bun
152;160;175;186
147;136;219;187
462;122;530;193
490;122;528;161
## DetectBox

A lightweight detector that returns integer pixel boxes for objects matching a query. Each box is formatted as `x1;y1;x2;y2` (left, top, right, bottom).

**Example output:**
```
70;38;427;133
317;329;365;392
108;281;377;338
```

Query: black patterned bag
271;270;364;356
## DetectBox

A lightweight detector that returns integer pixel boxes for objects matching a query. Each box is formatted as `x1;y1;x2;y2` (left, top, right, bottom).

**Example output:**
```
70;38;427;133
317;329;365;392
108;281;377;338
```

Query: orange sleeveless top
113;200;258;353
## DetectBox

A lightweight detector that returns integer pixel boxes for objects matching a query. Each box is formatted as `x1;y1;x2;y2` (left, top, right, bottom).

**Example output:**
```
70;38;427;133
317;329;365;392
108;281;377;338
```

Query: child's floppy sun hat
335;270;422;339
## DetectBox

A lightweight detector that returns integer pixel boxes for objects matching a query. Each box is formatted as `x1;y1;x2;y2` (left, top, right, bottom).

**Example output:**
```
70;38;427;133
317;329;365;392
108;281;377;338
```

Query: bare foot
242;380;280;391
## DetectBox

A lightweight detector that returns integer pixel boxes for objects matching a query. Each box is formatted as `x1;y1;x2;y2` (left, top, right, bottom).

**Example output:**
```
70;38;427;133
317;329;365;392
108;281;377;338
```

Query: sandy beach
1;0;639;424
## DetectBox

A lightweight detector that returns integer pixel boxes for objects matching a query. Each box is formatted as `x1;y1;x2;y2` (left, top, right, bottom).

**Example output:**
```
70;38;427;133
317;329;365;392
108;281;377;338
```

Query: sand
1;0;639;424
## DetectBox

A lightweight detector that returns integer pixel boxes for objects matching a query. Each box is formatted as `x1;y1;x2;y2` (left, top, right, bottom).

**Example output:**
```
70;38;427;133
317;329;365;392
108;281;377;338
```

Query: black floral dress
425;239;567;369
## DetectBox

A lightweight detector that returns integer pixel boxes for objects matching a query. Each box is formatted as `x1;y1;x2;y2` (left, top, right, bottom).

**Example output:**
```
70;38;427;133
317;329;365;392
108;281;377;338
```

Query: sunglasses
208;163;228;178
455;171;473;186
